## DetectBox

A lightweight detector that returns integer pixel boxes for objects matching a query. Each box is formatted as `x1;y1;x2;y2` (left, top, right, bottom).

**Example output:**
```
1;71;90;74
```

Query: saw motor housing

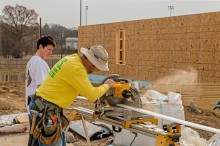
104;78;141;107
110;78;131;99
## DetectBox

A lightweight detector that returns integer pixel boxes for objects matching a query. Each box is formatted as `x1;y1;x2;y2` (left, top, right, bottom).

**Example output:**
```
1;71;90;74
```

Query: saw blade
106;96;124;106
105;88;124;106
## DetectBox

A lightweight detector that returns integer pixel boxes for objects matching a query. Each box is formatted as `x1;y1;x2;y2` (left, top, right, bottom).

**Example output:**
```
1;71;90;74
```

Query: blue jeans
28;100;66;146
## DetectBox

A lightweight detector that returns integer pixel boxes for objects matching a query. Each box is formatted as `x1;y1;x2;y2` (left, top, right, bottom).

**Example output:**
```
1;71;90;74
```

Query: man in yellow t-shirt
28;45;114;146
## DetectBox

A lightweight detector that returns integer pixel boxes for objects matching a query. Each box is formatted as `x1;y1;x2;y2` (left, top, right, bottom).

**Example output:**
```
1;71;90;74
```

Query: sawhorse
67;110;91;146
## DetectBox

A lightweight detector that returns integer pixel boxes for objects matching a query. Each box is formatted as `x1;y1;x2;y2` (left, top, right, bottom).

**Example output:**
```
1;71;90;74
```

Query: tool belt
29;94;69;145
28;94;62;113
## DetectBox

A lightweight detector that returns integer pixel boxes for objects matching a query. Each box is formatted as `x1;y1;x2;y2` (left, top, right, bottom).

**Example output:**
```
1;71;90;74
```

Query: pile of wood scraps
0;113;29;134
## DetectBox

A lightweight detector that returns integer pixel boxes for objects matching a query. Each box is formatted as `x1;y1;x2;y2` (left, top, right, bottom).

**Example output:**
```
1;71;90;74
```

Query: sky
0;0;220;29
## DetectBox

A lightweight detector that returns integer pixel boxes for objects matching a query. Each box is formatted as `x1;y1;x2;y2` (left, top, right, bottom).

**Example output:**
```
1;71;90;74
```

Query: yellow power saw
94;74;153;122
93;74;181;146
98;74;141;108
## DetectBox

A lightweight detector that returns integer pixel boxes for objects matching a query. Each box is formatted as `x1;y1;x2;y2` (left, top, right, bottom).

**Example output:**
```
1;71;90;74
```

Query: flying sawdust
153;68;198;85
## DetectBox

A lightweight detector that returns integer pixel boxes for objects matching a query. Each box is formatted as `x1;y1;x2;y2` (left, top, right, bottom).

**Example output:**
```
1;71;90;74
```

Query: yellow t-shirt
36;54;109;109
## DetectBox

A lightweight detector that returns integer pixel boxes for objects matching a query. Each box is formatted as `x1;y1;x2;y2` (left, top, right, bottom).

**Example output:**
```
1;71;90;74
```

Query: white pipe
118;104;220;134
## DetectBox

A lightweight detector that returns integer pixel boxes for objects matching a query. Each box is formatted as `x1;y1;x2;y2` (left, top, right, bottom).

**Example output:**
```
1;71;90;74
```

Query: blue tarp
88;74;151;86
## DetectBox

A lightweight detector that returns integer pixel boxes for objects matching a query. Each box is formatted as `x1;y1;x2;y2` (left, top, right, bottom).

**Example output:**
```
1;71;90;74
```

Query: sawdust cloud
150;68;199;96
153;68;198;85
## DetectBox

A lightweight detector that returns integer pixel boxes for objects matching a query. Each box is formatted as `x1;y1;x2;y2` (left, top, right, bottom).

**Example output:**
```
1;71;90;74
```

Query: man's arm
67;68;113;102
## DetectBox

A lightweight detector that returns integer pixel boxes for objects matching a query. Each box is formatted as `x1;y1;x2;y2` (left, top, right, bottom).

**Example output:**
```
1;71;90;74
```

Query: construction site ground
0;82;219;146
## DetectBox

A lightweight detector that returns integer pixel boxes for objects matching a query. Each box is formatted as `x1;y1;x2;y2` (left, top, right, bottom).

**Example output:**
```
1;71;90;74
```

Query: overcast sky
0;0;220;29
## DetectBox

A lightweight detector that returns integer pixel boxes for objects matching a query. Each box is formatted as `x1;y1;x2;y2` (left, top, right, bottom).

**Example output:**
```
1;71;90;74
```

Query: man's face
87;61;98;73
40;44;54;59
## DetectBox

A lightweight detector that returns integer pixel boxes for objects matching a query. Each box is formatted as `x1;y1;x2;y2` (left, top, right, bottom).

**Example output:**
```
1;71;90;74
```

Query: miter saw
94;74;157;128
92;74;181;145
99;74;141;107
69;74;182;145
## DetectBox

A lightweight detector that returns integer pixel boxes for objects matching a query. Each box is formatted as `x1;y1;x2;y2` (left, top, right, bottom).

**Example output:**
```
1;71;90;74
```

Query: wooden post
81;116;91;146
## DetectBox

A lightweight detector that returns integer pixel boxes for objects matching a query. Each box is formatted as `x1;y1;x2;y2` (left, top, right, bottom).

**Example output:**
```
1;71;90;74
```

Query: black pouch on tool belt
33;104;62;145
42;104;60;136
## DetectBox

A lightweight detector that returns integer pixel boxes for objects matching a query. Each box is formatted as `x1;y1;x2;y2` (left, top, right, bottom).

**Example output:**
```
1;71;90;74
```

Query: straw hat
80;45;109;71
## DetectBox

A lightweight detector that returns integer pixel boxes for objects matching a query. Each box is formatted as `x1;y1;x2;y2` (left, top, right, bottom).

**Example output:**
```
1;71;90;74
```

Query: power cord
130;133;137;146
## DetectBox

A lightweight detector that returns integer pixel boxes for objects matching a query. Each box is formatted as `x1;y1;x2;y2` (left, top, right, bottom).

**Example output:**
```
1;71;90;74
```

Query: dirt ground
0;81;219;145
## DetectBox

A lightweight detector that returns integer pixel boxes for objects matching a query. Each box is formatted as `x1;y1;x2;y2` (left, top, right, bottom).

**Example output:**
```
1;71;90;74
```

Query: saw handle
99;74;120;102
100;74;120;84
114;78;129;83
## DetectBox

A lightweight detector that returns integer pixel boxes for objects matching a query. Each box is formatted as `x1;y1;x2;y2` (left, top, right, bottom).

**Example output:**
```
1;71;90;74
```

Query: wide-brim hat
80;45;109;71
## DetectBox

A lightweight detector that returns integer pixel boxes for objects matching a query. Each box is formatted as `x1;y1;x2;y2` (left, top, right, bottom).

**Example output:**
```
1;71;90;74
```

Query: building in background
0;21;2;56
78;11;220;83
66;37;78;53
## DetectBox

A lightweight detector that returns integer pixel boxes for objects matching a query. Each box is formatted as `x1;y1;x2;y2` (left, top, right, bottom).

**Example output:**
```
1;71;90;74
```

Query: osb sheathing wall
78;12;220;83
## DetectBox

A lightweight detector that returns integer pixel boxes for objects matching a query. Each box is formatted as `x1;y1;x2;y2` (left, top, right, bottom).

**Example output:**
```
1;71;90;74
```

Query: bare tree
1;4;39;58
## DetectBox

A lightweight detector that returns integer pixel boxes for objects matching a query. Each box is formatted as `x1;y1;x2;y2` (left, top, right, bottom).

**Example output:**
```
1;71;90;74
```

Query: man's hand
104;79;115;88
